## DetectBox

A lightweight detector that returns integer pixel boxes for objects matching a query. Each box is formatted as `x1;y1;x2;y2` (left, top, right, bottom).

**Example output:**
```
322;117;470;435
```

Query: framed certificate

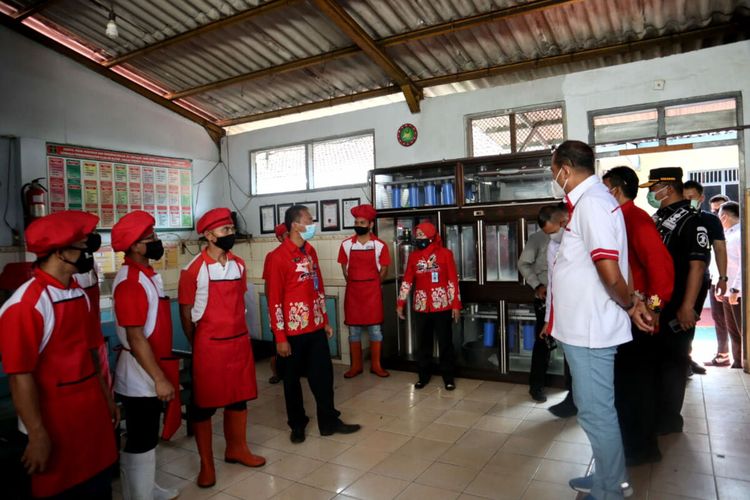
342;198;360;229
321;199;340;231
276;203;292;226
298;201;318;222
259;205;276;234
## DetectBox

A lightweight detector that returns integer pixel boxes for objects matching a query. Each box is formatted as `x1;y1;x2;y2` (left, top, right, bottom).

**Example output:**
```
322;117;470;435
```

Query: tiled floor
117;362;750;500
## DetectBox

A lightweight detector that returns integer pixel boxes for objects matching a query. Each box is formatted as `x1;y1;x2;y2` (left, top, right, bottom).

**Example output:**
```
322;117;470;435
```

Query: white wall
0;24;220;245
225;41;750;236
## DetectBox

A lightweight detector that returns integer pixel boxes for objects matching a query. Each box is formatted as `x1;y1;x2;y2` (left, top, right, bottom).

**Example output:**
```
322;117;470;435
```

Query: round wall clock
397;123;418;147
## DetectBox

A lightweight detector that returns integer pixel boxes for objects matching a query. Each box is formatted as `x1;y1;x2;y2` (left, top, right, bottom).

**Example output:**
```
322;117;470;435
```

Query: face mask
414;238;430;250
300;224;316;241
647;186;668;209
689;199;700;210
550;229;564;243
144;240;164;261
551;168;568;198
86;233;102;253
61;248;95;274
214;234;236;251
353;226;370;236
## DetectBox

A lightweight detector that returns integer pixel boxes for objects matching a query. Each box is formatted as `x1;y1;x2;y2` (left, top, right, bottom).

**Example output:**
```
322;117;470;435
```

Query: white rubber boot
120;450;155;500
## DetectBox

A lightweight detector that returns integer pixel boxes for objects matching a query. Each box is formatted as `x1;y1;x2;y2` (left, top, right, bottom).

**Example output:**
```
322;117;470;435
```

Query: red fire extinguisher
22;177;48;226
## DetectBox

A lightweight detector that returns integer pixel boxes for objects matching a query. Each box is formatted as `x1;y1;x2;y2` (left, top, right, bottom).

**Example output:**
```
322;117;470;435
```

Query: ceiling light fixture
105;8;118;39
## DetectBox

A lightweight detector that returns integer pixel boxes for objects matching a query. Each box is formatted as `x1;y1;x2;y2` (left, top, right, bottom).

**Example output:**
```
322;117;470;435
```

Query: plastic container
441;180;455;205
522;324;535;351
424;182;437;206
507;322;517;352
483;320;496;347
391;185;402;208
409;184;421;208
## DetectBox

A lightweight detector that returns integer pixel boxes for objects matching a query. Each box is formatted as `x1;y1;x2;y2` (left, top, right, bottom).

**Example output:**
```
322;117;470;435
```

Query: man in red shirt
111;210;180;500
265;205;360;443
603;166;674;466
397;222;461;390
178;208;265;488
0;211;118;499
338;204;391;378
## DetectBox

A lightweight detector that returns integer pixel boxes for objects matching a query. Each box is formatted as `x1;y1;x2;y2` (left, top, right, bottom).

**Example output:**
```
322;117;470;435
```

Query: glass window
593;109;658;144
251;132;374;195
252;144;307;194
469;104;564;157
312;134;374;188
485;223;518;282
665;98;737;136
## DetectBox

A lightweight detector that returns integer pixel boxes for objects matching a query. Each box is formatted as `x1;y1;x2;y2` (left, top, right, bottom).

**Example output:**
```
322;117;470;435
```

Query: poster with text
46;143;193;230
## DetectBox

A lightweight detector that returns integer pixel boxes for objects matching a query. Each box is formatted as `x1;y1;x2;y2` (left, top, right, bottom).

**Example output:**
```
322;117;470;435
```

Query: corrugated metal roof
2;0;748;130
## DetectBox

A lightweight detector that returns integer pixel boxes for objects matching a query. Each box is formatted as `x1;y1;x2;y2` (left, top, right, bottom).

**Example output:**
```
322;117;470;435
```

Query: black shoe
445;383;456;391
320;419;361;436
415;380;429;389
625;449;662;467
690;360;706;375
731;361;743;369
290;427;306;444
268;375;281;384
529;389;547;403
548;395;577;418
657;425;682;436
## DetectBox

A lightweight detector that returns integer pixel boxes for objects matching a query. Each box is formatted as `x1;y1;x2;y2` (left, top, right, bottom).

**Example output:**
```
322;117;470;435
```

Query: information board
46;143;193;230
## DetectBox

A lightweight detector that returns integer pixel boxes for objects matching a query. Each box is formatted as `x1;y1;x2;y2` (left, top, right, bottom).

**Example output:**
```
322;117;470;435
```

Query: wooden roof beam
103;0;300;68
166;0;577;101
312;0;422;113
217;22;748;127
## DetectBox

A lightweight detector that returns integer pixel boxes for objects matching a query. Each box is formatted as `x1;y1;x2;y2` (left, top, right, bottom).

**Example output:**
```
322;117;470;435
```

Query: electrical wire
3;138;17;235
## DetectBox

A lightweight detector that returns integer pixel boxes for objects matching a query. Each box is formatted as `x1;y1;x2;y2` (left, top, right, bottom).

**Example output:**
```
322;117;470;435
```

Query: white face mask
689;199;700;210
551;168;568;198
550;228;564;243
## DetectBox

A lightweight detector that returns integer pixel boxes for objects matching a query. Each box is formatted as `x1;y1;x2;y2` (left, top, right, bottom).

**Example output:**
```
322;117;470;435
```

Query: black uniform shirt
654;200;711;312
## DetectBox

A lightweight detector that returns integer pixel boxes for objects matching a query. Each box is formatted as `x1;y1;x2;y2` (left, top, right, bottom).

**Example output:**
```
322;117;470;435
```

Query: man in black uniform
640;168;710;435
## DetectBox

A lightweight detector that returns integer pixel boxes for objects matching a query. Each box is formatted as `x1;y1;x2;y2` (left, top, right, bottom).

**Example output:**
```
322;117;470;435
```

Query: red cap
350;204;377;222
274;223;288;238
111;211;155;252
197;208;233;233
416;221;442;247
26;211;99;257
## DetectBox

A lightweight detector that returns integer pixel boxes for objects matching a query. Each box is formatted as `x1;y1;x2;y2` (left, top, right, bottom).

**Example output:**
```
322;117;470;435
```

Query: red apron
344;248;384;326
192;277;256;408
149;295;182;440
32;292;117;498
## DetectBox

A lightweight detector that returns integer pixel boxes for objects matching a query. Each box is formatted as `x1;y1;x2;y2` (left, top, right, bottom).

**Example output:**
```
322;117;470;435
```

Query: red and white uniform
74;269;114;391
397;243;461;313
338;235;390;325
265;238;329;343
0;269;117;498
178;249;257;408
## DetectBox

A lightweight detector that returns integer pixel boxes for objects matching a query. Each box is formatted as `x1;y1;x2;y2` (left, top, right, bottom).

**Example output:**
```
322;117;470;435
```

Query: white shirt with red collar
551;175;631;348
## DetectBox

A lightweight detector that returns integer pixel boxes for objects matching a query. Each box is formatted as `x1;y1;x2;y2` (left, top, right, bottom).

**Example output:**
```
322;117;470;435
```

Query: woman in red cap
111;210;180;500
178;208;264;488
0;211;118;498
337;204;391;377
397;222;461;390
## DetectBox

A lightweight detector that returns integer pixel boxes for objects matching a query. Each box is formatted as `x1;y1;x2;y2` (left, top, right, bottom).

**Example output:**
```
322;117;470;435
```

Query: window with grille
688;168;740;204
468;104;565;157
251;132;374;194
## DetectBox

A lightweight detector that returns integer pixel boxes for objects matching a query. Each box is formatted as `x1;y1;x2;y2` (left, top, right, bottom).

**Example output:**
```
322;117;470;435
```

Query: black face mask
353;226;370;236
144;240;164;261
214;234;236;251
61;248;95;274
414;238;430;250
86;233;102;253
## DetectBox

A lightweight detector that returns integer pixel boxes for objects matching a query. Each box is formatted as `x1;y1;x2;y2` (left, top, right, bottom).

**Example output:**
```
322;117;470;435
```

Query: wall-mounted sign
46;143;193;230
397;123;418;147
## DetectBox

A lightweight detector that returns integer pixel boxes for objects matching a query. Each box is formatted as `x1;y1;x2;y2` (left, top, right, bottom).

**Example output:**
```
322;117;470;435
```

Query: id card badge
313;273;320;291
431;271;439;283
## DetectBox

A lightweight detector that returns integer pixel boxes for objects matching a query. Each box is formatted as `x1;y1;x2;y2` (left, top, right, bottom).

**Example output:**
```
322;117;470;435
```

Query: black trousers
655;311;693;433
190;400;247;422
615;326;659;461
118;395;162;454
529;298;549;392
277;329;340;432
415;311;455;384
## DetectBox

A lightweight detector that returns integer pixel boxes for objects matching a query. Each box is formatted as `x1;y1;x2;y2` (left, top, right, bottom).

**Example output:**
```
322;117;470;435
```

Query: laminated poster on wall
46;143;194;230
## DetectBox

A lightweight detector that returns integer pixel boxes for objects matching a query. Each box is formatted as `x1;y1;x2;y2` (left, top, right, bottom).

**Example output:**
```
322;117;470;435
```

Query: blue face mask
300;223;317;241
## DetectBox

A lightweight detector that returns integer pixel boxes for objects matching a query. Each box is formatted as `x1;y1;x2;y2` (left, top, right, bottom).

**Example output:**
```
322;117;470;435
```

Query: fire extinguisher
22;177;48;226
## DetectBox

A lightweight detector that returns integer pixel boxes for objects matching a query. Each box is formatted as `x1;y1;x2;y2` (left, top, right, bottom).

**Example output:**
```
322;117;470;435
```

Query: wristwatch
647;294;663;314
730;288;740;294
719;276;729;282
